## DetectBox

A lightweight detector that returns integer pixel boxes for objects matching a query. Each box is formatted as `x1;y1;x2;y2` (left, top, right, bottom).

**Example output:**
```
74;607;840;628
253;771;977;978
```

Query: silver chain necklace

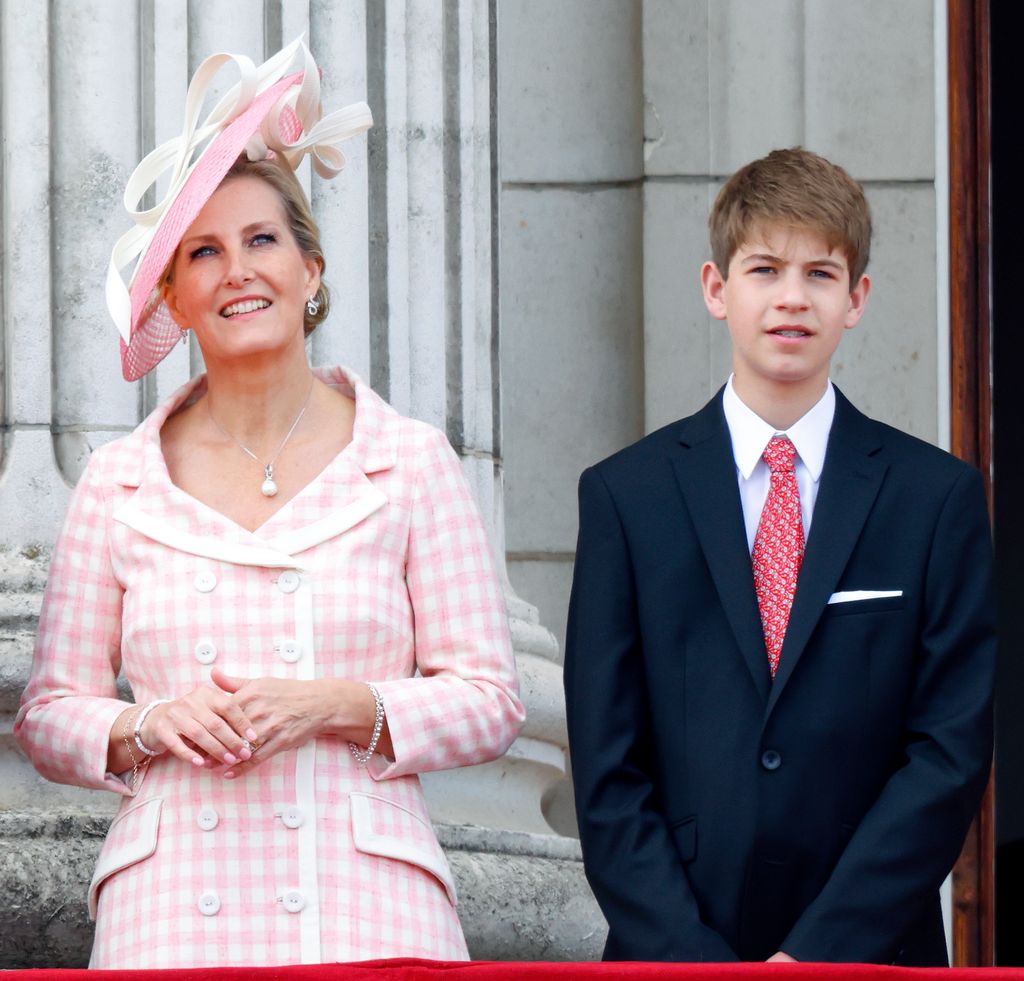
207;380;315;497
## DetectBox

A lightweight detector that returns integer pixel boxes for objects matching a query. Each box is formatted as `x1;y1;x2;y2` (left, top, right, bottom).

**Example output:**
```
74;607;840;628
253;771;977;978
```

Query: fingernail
192;756;204;767
239;748;252;761
224;771;236;780
223;753;237;765
245;729;258;741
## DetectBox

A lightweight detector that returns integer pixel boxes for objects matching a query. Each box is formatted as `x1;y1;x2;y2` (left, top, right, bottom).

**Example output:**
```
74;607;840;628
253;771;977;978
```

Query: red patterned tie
751;436;805;677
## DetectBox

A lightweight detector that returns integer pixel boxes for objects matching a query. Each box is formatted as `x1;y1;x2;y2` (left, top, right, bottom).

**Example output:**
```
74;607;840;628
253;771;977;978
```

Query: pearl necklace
207;380;315;497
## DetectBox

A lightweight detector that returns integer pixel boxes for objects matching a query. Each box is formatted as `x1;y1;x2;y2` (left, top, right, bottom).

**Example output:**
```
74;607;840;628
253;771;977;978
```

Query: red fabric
751;436;805;676
8;960;1024;980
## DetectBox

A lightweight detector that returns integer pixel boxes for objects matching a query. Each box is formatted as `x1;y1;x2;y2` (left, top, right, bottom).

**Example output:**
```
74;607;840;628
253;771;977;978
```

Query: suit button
282;890;306;913
277;571;300;593
194;640;217;665
194;570;217;593
198;891;221;916
196;807;219;831
761;749;782;771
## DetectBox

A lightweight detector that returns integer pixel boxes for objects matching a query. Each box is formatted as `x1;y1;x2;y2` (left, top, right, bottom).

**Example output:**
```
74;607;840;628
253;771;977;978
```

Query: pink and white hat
106;37;373;381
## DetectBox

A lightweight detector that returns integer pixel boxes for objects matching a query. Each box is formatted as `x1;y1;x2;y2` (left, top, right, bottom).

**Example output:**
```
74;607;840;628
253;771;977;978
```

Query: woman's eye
189;245;216;259
251;232;276;246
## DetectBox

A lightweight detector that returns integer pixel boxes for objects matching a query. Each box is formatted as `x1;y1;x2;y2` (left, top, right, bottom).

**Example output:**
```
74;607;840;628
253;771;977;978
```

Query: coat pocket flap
88;797;162;919
350;792;457;906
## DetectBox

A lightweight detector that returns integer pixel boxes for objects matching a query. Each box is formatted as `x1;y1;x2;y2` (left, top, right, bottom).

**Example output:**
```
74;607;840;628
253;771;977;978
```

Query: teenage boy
564;148;996;965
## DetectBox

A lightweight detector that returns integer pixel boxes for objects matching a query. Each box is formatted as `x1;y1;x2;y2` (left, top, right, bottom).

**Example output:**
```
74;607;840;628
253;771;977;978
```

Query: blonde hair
709;147;872;284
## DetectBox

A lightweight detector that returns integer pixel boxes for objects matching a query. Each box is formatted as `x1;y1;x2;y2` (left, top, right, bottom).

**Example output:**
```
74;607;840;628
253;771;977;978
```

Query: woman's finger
142;695;254;766
210;666;246;694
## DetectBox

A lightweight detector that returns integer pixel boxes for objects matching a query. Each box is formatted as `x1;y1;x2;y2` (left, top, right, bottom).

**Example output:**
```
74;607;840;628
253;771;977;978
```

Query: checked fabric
751;435;805;677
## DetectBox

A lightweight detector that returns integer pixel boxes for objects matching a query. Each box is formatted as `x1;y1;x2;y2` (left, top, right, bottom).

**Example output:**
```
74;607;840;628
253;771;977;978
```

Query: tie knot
763;435;797;474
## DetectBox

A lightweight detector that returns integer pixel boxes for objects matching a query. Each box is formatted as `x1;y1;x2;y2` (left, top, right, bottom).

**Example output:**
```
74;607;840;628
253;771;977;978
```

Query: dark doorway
992;0;1024;966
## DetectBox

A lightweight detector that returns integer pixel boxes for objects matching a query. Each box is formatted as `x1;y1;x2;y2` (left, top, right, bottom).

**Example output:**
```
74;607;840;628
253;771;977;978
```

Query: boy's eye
750;265;776;275
809;268;835;280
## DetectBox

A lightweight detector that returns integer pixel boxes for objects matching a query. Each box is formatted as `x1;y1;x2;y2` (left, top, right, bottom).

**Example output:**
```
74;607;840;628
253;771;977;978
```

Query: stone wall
500;0;947;659
0;0;599;966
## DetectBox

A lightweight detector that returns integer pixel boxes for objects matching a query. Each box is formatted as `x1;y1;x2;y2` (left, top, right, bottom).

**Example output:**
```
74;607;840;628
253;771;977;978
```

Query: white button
277;640;302;663
194;640;217;665
198;891;221;916
277;571;300;593
194;570;217;593
282;890;306;913
196;807;219;831
281;805;305;829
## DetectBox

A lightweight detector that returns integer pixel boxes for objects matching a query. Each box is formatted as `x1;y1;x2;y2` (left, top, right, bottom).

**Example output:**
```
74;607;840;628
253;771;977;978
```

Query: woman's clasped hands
138;669;384;777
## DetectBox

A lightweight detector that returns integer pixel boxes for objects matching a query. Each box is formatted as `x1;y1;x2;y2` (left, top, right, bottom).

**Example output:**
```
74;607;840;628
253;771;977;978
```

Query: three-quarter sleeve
369;427;525;779
14;451;134;795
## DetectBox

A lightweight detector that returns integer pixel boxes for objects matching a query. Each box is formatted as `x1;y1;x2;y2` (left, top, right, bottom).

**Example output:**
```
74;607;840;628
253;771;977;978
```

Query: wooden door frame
948;0;994;966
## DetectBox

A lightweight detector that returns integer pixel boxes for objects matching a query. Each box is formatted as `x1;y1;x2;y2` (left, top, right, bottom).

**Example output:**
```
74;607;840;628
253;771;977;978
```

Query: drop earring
306;295;320;317
179;327;188;345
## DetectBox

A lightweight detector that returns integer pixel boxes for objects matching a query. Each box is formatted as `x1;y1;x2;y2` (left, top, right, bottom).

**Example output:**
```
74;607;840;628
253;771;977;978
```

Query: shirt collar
722;375;835;481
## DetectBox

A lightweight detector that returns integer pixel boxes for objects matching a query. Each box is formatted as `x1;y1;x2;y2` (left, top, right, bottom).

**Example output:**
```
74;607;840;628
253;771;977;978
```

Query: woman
15;39;524;969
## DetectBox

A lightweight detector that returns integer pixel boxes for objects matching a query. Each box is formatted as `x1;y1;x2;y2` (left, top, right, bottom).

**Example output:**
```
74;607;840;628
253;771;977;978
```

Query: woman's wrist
134;699;172;756
317;679;376;741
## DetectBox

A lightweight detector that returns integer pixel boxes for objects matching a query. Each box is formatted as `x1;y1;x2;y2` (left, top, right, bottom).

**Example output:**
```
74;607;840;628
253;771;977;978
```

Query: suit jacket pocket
88;797;162;919
670;814;697;863
824;595;905;617
350;792;457;906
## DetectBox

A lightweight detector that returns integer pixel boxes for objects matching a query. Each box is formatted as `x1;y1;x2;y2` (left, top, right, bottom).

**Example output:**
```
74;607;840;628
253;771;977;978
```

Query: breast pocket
824;595;905;617
88;797;162;919
350;792;457;906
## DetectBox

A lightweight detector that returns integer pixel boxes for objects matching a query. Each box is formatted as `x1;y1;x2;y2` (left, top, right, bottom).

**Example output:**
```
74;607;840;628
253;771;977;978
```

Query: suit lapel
671;393;772;702
765;389;888;717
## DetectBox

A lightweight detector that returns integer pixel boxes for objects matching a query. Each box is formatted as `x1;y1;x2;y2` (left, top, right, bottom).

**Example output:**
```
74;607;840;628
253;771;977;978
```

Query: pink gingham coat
15;366;525;969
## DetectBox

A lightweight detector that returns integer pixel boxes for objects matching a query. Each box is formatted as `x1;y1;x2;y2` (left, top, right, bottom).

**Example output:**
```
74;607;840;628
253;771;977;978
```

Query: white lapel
109;366;400;567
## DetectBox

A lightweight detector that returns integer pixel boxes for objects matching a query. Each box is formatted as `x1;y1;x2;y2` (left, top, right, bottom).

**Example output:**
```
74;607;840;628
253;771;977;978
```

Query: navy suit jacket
564;388;996;964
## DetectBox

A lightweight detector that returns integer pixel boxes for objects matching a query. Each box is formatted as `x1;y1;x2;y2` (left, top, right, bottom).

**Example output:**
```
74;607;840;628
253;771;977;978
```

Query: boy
564;148;996;964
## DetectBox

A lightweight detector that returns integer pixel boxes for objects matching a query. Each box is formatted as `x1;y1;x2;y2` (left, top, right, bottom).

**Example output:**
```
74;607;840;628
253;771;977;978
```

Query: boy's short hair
709;147;872;283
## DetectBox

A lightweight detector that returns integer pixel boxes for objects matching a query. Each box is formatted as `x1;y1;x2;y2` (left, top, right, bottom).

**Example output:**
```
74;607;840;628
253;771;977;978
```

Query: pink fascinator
106;37;373;381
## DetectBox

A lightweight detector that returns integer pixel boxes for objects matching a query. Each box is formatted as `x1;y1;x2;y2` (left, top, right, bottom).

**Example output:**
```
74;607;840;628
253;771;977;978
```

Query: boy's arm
565;466;738;962
781;466;996;963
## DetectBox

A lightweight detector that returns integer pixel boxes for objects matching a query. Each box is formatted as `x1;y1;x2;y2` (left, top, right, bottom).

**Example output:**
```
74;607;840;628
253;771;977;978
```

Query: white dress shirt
722;376;836;553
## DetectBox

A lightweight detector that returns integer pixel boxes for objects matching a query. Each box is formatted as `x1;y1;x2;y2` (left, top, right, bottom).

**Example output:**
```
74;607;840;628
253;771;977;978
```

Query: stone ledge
0;811;606;968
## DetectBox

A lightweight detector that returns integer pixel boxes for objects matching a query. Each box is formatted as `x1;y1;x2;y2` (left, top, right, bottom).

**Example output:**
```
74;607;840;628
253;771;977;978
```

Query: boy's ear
701;261;728;321
844;273;871;329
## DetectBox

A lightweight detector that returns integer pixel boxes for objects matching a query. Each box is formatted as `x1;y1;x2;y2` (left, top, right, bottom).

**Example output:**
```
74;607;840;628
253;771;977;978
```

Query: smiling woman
14;38;524;970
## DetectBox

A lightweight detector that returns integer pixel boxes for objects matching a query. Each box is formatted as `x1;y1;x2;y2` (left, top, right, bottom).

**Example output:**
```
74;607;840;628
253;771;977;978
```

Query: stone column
0;0;599;966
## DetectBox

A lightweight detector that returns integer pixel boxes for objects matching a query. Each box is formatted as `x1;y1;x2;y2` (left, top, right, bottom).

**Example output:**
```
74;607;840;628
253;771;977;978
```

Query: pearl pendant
261;464;278;497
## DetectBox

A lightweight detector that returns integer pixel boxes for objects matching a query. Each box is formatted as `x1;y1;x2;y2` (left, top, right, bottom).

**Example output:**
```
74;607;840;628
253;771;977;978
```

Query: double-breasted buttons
194;570;217;593
761;749;782;771
280;805;305;829
194;640;217;665
281;890;306;913
196;806;219;831
277;570;300;593
275;639;302;663
198;891;221;915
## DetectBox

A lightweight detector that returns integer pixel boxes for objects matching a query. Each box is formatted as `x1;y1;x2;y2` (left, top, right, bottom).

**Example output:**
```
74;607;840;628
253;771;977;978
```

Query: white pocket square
828;590;903;604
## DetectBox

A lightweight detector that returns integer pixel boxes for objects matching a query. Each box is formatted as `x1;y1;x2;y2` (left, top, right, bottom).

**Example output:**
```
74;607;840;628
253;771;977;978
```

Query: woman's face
163;175;320;366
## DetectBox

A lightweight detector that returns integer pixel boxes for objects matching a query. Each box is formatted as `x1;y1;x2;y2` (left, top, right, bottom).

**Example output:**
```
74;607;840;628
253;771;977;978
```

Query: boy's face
701;226;869;405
